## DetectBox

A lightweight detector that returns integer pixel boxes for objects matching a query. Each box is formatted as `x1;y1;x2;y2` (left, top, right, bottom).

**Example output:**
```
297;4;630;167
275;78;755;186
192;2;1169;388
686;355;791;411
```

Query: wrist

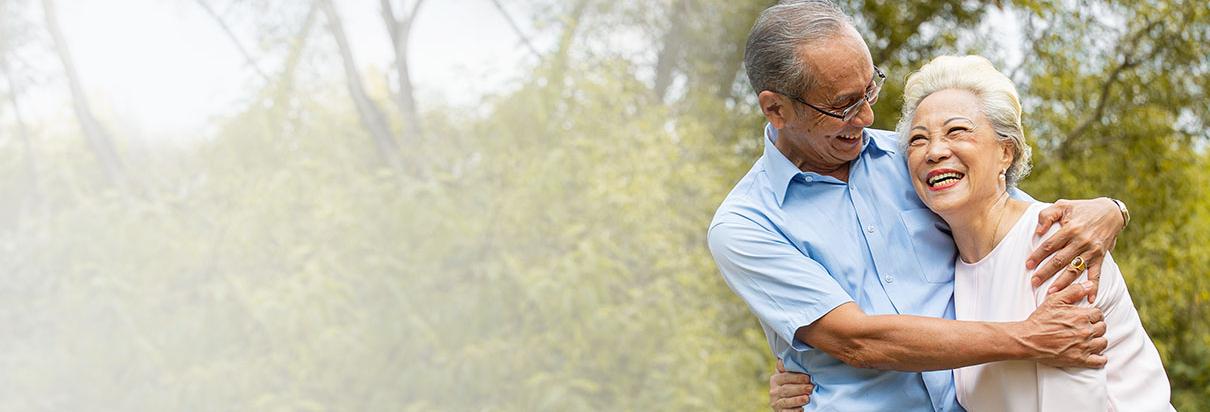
1003;321;1043;361
1109;198;1130;228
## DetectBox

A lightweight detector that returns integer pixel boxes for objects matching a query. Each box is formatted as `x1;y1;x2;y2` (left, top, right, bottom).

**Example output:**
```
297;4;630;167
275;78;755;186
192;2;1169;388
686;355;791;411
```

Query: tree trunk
194;0;271;84
652;0;689;102
43;0;124;185
1;56;39;209
320;0;405;173
268;1;320;141
549;0;589;90
380;0;425;142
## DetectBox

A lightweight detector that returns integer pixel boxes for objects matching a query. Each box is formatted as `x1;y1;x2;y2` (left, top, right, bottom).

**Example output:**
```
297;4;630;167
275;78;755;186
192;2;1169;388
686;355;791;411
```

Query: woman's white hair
895;55;1032;186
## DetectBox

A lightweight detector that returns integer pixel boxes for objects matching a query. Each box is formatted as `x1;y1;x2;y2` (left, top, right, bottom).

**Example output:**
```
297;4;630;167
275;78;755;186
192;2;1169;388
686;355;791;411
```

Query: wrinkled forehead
800;30;874;98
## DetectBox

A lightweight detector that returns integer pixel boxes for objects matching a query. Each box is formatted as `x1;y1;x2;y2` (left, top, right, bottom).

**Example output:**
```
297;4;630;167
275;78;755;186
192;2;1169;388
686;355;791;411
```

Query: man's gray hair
744;0;854;98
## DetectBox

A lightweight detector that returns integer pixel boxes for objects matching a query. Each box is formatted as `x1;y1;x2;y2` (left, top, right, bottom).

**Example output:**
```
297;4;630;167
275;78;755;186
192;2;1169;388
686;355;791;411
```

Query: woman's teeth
927;172;965;187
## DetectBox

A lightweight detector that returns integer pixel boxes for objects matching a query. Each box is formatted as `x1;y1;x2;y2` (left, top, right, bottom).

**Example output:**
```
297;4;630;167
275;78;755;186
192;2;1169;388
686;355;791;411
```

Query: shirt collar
761;123;895;206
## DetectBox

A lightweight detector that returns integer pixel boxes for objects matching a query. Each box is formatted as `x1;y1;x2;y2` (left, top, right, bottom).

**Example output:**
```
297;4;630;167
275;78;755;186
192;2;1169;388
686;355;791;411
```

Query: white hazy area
18;1;1022;144
20;0;535;142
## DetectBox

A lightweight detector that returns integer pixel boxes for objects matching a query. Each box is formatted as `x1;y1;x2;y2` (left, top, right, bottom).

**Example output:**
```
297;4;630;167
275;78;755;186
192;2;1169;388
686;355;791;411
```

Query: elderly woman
769;55;1174;411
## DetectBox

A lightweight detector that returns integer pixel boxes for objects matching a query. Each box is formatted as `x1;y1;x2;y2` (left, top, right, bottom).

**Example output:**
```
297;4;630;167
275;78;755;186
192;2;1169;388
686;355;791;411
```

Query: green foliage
1010;1;1210;409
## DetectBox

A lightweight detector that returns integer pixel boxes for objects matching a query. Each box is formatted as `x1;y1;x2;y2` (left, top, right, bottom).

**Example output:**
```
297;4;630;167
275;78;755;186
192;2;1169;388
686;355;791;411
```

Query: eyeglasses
775;66;886;122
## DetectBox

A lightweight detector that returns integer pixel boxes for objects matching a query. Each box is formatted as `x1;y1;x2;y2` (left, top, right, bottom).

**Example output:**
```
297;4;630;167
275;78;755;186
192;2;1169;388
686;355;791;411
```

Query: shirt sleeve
707;216;854;351
1008;187;1037;202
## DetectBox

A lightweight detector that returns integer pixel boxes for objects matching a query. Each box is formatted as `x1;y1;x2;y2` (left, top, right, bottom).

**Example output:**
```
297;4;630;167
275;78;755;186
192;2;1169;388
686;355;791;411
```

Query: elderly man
706;1;1129;411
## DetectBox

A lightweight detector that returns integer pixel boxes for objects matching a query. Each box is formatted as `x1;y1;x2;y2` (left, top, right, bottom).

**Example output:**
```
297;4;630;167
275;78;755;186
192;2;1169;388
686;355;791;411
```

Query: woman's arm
1033;269;1109;410
1092;253;1176;411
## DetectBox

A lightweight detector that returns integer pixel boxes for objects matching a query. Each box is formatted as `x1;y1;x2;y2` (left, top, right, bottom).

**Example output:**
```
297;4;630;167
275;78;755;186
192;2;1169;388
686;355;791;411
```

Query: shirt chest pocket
899;208;957;284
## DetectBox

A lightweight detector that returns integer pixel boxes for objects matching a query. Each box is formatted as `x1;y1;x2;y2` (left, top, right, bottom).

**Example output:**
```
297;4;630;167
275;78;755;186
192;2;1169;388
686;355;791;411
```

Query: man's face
774;31;877;173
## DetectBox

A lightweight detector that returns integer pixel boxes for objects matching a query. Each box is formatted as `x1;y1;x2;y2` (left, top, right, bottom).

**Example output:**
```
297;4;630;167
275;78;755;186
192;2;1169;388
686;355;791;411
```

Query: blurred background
0;0;1206;410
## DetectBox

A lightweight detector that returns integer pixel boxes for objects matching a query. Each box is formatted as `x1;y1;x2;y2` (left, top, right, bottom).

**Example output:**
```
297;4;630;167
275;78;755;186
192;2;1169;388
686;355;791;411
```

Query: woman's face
905;89;1013;216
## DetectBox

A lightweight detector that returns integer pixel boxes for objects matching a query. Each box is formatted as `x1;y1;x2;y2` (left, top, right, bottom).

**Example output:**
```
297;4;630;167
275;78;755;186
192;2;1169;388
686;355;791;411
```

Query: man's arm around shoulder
797;282;1109;371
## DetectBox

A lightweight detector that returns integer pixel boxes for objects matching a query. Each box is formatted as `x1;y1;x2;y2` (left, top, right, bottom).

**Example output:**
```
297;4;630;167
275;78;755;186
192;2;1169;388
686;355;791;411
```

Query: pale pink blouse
953;202;1174;412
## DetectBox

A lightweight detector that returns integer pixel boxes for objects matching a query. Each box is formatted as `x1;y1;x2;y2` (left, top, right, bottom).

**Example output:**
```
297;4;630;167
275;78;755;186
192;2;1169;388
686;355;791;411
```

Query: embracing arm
796;281;1108;372
709;216;1108;375
1026;198;1128;302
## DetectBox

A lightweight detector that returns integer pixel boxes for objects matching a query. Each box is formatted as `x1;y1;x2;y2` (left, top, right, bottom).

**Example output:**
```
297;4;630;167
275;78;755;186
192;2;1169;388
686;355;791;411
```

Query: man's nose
847;100;875;127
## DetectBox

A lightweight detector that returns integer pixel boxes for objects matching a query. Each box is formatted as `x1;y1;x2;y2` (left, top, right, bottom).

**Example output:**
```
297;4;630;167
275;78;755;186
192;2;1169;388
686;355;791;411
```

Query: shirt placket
848;182;902;315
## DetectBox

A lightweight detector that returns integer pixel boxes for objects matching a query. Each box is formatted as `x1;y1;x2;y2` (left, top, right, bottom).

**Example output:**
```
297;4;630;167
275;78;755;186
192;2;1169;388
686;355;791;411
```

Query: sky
22;0;531;140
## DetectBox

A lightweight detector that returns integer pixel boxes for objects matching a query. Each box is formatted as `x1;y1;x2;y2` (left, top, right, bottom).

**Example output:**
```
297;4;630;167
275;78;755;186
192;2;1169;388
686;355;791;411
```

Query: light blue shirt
707;125;965;411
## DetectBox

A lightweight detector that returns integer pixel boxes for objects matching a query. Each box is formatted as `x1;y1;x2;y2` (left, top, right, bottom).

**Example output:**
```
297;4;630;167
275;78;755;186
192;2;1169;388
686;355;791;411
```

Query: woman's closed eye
946;126;972;135
908;134;928;146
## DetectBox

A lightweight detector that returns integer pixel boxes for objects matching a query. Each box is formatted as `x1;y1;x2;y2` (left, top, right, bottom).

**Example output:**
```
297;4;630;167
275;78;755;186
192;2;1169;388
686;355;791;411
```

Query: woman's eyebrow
943;116;974;126
911;125;928;133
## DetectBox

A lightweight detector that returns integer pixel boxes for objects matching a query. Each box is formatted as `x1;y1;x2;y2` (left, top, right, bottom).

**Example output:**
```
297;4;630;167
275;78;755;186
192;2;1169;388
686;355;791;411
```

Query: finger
1085;354;1108;369
772;383;813;398
1085;255;1103;303
1046;266;1081;295
1029;233;1072;285
771;394;810;410
1091;336;1109;354
776;359;786;373
1034;204;1064;238
771;372;811;386
1088;307;1105;324
1048;280;1092;305
1089;320;1107;339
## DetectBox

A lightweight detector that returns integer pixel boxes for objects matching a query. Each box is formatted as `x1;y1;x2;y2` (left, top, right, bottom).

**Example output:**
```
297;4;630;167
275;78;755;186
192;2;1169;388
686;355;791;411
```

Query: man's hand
1014;281;1109;368
1026;198;1125;302
769;359;813;411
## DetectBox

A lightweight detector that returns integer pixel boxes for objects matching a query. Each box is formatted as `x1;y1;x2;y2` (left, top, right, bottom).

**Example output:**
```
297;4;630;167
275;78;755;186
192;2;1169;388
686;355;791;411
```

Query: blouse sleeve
1094;253;1177;412
1031;223;1108;411
1033;272;1109;411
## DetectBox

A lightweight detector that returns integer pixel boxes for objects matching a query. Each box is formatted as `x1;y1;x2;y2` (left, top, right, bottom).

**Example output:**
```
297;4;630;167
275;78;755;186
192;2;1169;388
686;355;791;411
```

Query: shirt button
885;275;895;283
865;225;876;233
804;176;814;182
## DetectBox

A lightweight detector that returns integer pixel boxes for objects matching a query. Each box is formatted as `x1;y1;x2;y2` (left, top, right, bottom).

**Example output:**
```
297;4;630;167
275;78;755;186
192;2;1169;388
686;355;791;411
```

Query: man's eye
834;98;860;110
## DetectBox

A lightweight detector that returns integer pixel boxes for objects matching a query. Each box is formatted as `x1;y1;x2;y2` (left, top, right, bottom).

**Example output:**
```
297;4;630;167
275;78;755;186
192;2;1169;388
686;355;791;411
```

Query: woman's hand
769;359;813;411
1026;198;1125;303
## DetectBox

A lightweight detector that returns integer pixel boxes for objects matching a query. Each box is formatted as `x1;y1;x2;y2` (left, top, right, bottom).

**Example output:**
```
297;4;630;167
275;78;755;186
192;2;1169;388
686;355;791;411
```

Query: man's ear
758;91;790;129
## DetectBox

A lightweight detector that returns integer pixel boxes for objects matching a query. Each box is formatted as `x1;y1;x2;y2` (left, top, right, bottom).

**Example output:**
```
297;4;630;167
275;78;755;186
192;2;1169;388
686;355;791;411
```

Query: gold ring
1069;256;1087;272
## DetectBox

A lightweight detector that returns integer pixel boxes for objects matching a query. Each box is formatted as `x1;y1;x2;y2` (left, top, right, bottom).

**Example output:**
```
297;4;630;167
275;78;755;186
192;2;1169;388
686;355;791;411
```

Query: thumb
776;359;786;373
1049;280;1092;305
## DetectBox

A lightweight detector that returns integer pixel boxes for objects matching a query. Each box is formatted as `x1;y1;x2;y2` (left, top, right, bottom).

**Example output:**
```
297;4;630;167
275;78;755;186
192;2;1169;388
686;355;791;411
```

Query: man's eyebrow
829;74;877;105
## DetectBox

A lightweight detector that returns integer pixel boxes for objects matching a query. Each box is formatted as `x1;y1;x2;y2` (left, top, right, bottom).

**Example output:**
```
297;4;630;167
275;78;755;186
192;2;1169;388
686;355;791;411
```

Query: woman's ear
999;139;1015;171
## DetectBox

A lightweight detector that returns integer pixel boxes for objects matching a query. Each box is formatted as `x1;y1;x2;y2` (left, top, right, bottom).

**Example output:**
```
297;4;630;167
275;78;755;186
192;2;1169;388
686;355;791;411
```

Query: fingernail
1047;286;1057;294
1031;276;1041;287
1026;259;1036;268
1081;280;1092;289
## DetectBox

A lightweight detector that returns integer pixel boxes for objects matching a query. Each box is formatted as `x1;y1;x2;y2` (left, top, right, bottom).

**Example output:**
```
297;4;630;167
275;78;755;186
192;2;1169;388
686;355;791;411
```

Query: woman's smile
925;168;966;191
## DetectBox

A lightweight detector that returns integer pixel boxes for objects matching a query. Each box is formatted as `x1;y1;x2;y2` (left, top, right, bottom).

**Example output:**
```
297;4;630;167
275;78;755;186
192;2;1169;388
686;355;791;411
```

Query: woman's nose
926;141;951;162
